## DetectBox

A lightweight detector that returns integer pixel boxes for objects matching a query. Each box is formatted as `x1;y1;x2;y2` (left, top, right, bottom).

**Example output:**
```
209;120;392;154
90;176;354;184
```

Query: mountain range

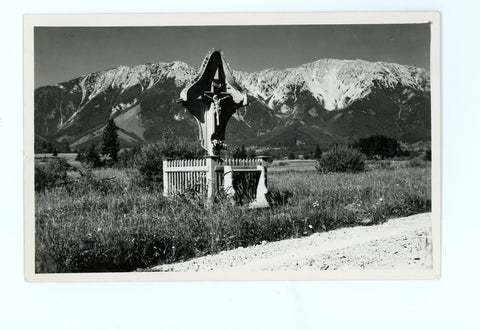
34;57;431;152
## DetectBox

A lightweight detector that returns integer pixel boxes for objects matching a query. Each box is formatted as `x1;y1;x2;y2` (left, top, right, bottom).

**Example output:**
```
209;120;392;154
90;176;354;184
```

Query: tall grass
35;167;431;273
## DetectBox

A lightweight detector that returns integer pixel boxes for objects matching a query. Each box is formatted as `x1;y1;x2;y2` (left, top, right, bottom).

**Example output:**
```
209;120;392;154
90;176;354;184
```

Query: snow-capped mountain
234;59;429;112
34;58;430;151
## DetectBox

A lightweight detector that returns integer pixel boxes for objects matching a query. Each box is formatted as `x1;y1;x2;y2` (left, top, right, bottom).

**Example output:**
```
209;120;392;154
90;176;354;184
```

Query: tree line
47;117;430;168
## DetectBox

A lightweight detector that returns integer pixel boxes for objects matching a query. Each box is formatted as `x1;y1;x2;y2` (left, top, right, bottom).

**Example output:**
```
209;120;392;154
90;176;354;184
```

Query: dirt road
151;213;432;272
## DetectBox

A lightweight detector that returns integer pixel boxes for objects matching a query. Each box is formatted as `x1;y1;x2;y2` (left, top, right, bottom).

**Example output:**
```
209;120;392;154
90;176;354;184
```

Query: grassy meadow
34;157;431;273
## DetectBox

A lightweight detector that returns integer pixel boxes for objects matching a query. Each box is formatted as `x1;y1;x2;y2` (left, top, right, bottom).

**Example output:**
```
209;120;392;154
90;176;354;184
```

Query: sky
34;24;430;88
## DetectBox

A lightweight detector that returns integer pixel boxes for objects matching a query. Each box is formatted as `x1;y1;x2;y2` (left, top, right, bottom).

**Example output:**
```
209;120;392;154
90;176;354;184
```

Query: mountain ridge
34;57;430;151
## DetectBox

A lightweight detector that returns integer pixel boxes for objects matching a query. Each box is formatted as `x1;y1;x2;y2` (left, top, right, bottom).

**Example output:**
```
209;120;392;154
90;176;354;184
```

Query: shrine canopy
179;49;248;155
180;49;247;105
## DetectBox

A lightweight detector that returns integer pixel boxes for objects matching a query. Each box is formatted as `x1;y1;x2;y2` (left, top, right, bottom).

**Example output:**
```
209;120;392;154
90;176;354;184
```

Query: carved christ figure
179;49;248;155
204;93;231;126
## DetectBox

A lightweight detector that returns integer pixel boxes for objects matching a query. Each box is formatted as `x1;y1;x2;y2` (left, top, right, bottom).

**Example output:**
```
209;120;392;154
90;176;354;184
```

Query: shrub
231;145;257;159
135;136;198;187
315;145;366;173
354;134;401;159
247;147;257;159
134;143;166;187
35;157;70;192
82;143;103;168
117;146;141;168
232;145;247;159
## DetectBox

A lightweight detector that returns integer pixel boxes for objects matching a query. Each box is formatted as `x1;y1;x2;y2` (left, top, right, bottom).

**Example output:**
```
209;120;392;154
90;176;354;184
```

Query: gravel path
151;213;432;272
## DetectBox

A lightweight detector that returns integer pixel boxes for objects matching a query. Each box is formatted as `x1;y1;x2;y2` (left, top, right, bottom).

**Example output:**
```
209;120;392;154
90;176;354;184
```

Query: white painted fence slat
163;158;268;203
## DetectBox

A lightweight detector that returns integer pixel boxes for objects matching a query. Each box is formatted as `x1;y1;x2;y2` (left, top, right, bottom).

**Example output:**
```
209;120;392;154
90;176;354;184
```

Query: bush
232;145;247;159
35;157;70;192
117;146;141;168
80;143;103;168
134;143;166;187
231;145;258;159
315;145;366;173
247;147;257;159
353;134;401;159
135;136;199;187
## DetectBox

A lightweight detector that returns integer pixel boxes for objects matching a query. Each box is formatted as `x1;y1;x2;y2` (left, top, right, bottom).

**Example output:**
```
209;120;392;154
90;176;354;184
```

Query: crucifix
179;49;248;156
203;93;231;126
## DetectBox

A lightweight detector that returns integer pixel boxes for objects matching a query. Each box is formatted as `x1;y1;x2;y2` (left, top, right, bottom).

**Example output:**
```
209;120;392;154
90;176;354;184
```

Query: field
269;159;317;172
34;155;431;273
35;153;82;168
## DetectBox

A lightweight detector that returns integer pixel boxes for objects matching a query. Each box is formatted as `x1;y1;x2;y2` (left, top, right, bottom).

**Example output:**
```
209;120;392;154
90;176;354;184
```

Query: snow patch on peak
235;58;429;112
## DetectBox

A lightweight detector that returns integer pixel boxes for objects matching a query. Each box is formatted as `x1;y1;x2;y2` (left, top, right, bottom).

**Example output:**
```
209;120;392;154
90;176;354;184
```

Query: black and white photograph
24;12;440;280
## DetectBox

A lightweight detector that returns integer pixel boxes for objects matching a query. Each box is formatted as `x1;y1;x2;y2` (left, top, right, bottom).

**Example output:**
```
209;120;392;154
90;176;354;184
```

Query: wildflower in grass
312;201;320;208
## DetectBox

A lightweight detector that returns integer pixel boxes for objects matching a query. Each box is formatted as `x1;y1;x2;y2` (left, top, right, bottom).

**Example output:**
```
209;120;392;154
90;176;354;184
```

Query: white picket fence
162;158;209;196
163;157;269;207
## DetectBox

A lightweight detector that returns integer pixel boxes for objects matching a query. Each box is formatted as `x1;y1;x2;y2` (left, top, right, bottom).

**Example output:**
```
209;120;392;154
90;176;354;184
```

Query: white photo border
24;11;441;282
